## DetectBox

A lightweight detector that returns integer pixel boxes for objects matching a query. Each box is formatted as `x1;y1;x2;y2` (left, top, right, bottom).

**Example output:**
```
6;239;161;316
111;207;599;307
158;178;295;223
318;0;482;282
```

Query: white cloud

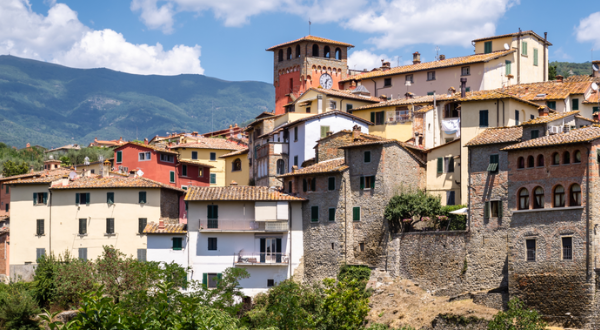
348;49;399;71
0;0;203;75
553;47;572;61
576;12;600;49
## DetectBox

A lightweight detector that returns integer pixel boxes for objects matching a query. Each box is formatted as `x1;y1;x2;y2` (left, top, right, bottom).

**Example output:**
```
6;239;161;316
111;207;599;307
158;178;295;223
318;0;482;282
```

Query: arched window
518;188;529;210
570;184;581;206
312;44;319;56
278;49;283;62
527;156;534;168
335;47;342;60
296;45;301;58
324;46;331;58
276;159;285;175
287;47;292;60
533;187;544;209
552;152;560;165
574;150;581;163
563;151;570;164
554;185;565;207
232;158;242;172
518;157;525;169
537;154;544;167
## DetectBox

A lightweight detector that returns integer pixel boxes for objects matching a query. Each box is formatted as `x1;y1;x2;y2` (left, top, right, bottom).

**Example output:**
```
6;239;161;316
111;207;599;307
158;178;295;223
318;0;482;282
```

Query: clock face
319;73;333;89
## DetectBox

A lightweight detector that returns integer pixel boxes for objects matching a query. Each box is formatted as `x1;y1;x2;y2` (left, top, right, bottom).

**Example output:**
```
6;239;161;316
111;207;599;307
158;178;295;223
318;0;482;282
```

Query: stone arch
335;47;342;60
278;49;283;62
324;46;331;58
312;44;319;56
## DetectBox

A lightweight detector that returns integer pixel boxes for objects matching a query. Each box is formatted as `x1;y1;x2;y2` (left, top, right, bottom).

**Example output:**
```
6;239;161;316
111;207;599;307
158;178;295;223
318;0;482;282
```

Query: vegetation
385;187;442;233
0;143;46;175
488;298;547;330
550;61;594;78
56;147;114;167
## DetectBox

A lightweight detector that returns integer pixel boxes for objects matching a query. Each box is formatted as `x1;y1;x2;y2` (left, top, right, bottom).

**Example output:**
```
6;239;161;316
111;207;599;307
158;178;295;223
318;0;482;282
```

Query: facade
425;139;461;205
288;88;380;114
0;223;8;280
220;149;250;186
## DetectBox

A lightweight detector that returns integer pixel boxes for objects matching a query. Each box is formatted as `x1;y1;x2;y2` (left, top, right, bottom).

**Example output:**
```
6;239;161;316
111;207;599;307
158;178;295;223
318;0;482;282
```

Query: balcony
199;219;288;232
234;252;289;266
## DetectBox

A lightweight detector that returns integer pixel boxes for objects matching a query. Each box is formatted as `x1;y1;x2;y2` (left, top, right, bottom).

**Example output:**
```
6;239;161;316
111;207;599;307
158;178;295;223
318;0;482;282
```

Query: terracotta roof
143;222;187;234
352;94;457;111
278;110;373;129
177;159;215;168
424;138;461;152
341;49;515;82
502;126;600;151
0;171;41;182
583;91;600;104
50;176;185;192
219;148;249;158
267;35;354;51
414;105;435;114
520;111;579;126
0;226;8;235
278;158;348;178
497;81;591;101
564;75;600;83
472;30;552;45
109;171;130;177
171;138;246;151
185;186;305;201
314;130;384;144
116;142;178;155
465;126;523;147
5;173;68;185
301;88;381;103
458;90;544;108
339;140;426;165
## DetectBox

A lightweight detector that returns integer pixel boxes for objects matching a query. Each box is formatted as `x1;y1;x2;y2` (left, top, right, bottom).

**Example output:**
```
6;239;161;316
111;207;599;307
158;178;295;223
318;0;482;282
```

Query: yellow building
220;148;250;186
290;87;380;114
425;139;461;205
7;174;184;280
171;138;247;187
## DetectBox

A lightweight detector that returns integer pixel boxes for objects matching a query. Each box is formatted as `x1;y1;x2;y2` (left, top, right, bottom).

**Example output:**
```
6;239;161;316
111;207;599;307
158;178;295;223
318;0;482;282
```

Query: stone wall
160;189;180;222
316;131;353;163
0;232;7;277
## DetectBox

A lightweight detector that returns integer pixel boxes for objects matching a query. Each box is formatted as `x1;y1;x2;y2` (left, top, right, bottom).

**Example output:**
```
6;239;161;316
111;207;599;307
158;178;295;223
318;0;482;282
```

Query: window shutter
522;41;527;55
353;207;360;221
43;193;48;204
79;218;86;235
360;176;365;190
437;158;443;173
448;159;455;173
573;98;579;110
86;193;90;205
320;126;327;138
480;110;488;127
329;208;335;221
79;248;87;261
303;178;307;192
37;219;44;236
484;202;490;219
505;60;511;75
75;193;79;205
311;206;318;221
36;248;45;261
214;205;218;218
207;205;213;218
370;176;375;189
328;177;335;190
260;238;266;263
533;48;538;66
137;249;146;262
311;177;316;191
202;273;208;288
116;151;122;163
276;239;282;263
370;112;375;123
498;201;503;218
107;218;114;234
139;218;147;234
170;171;175;183
33;192;38;205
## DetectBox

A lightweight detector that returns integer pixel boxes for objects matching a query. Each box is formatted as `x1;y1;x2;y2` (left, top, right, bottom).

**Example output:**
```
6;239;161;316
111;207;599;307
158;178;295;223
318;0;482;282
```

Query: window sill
104;233;116;237
426;79;436;81
521;54;528;57
512;206;584;214
383;85;392;88
461;74;471;76
77;234;88;237
35;234;45;237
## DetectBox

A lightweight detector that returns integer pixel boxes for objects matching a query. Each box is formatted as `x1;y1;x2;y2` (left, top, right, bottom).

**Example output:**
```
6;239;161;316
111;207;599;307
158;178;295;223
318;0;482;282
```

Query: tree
318;278;370;330
488;298;547;330
1;160;30;177
548;64;557;81
384;188;442;233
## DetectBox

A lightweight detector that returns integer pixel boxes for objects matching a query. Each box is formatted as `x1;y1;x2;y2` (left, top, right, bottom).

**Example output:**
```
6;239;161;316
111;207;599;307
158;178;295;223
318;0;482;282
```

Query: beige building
220;148;250;186
289;87;380;114
425;139;461;205
7;173;183;280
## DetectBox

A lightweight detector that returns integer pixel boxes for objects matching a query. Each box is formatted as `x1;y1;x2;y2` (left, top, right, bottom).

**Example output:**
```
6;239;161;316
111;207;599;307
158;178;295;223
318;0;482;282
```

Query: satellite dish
504;43;510;50
593;64;599;72
137;169;144;177
69;171;77;180
83;156;90;165
49;155;54;160
593;83;599;91
405;81;412;87
98;155;104;162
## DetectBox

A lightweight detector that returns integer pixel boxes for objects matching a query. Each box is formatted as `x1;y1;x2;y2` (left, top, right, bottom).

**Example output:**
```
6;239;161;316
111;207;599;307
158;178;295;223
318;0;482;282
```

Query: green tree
548;64;557;81
385;188;442;233
318;278;370;330
488;298;547;330
1;160;29;177
0;282;40;330
189;267;250;316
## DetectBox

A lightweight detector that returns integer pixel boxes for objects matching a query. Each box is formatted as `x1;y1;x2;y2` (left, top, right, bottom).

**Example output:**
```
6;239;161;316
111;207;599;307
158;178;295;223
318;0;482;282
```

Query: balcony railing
199;219;288;231
235;252;289;265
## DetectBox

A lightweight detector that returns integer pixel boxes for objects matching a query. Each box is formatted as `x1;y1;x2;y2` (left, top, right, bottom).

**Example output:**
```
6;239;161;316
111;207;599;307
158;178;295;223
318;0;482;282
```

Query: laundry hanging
442;118;460;136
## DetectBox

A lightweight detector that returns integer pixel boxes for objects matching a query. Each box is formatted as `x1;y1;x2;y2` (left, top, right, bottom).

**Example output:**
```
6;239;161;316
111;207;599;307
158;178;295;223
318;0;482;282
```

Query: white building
147;185;305;297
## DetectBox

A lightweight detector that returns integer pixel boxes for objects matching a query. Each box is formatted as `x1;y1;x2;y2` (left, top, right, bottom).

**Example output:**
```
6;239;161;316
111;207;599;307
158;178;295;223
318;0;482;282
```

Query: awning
449;207;468;215
487;163;498;172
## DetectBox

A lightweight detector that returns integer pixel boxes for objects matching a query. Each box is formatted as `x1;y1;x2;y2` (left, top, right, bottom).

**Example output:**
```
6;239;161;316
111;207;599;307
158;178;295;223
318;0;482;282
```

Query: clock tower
267;36;353;115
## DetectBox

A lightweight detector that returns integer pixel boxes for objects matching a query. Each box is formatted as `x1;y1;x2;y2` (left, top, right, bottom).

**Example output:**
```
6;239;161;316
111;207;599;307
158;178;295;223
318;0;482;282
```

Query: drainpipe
288;203;292;278
543;33;548;82
586;146;590;280
370;79;378;97
49;190;52;255
517;28;521;85
497;100;500;127
501;100;505;126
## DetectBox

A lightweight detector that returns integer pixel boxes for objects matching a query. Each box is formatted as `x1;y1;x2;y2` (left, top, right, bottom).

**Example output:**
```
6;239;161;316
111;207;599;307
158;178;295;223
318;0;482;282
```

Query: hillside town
3;30;600;328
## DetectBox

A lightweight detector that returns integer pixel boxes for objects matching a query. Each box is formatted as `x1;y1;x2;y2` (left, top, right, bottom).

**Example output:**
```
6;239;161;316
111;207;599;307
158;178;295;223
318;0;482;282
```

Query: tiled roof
219;148;249;158
465;126;523;147
178;159;215;168
414;105;435;114
314;130;384;144
302;88;381;103
341;49;515;82
472;30;552;45
339;140;426;165
185;186;305;201
425;138;461;152
267;35;354;51
458;90;544;108
109;171;130;177
583;91;600;104
143;222;187;234
352;94;457;111
497;81;591;101
245;114;283;130
564;75;600;83
171;138;246;151
116;142;178;155
5;173;68;185
50;176;184;192
278;158;348;177
0;171;41;182
520;111;579;126
278;110;373;129
502;126;600;150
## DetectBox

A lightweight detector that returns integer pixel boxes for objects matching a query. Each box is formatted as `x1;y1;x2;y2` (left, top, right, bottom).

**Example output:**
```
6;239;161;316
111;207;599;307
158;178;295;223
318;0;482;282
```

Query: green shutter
498;201;503;218
210;173;216;184
370;176;375;189
360;176;365;190
107;192;114;204
208;205;213;218
370;112;375;123
484;202;490;219
37;219;44;236
572;98;579;110
311;206;318;222
484;41;492;54
33;192;38;205
43;193;48;204
533;48;538;66
346;104;353;111
75;193;79;205
202;273;208;288
79;218;86;235
107;218;114;234
170;171;175;183
214;205;218;218
437;158;443;174
329;208;335;221
353;207;360;221
320;126;329;138
86;193;90;205
522;41;527;55
328;177;335;190
505;60;511;75
594;107;600;114
139;218;147;234
116;151;122;163
173;237;182;250
364;151;371;163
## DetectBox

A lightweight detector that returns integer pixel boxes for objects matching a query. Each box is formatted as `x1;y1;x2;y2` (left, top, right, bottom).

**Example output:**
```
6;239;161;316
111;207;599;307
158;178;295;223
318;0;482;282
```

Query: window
160;154;174;162
527;156;534;168
427;71;436;81
364;151;371;163
106;218;115;234
574;150;581;163
320;126;330;138
138;151;151;161
533;187;544;209
288;181;292;193
199;168;204;177
324;46;331;58
518;188;529;210
466;87;471;92
570;184;581;206
139;218;147;234
36;248;46;262
384;78;392;87
78;248;87;261
526;239;536;261
537;155;544;167
294;156;298;167
479;110;489;127
278;49;283;62
36;219;44;236
210;152;216;161
531;130;539;139
488;154;499;174
294;126;298;141
79;218;87;235
552;152;560;165
328;177;335;190
137;249;147;262
444;103;459;118
267;279;275;287
207;205;218;228
210;173;216;184
427;91;434;96
563;151;570;164
370;111;384;125
303;178;307;192
168;171;175;183
4;204;7;212
311;206;319;222
296;45;301;58
554;185;565;207
461;66;470;76
547;101;556;110
287;47;292;60
312;44;319;56
276;159;285;175
90;169;95;174
204;273;220;288
505;60;511;75
533;48;539;66
329;208;336;221
306;106;311;113
33;192;48;205
182;165;188;177
515;110;519;125
359;243;365;252
530;114;534;120
439;157;454;173
345;104;353;112
484;200;501;218
595;107;600;114
192;151;198;160
116;151;122;163
562;237;572;260
517;157;525;169
172;237;183;250
437;157;444;173
5;184;8;194
406;74;413;83
572;98;579;110
484;41;492;54
139;191;147;204
208;237;217;250
75;193;90;205
522;41;528;55
353;207;361;221
232;158;242;171
310;177;316;191
446;191;456;206
360;176;376;190
329;100;336;110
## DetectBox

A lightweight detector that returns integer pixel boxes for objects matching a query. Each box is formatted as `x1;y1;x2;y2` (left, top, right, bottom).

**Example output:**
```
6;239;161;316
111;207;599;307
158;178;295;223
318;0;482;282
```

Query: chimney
119;137;123;141
379;95;388;102
144;138;149;145
158;220;165;230
192;131;198;137
381;61;391;70
439;54;446;60
460;78;467;98
412;52;421;64
405;92;414;99
102;160;110;177
594;112;599;122
538;106;549;117
556;75;564;82
352;124;362;140
230;180;238;186
593;61;600;78
326;131;333;137
234;123;238;128
448;86;456;95
292;165;298;173
349;81;357;90
26;143;30;148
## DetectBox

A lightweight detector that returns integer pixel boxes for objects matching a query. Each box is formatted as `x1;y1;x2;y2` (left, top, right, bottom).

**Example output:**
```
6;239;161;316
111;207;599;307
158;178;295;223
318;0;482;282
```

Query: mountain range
0;55;274;148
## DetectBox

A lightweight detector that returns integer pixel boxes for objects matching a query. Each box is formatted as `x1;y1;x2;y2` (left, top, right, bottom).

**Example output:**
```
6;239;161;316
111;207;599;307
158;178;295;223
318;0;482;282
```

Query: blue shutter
33;192;38;205
85;193;90;205
43;193;48;205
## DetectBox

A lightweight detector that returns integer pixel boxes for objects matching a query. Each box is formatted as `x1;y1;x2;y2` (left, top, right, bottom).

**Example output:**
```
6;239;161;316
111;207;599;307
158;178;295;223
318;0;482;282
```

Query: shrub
488;298;547;330
0;282;40;330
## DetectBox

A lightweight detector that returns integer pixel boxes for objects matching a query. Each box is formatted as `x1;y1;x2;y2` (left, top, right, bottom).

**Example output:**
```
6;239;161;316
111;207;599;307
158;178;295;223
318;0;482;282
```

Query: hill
550;61;594;77
0;55;274;148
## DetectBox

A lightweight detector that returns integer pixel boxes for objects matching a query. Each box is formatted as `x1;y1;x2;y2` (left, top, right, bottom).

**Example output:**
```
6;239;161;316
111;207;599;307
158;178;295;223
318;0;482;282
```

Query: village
2;30;600;328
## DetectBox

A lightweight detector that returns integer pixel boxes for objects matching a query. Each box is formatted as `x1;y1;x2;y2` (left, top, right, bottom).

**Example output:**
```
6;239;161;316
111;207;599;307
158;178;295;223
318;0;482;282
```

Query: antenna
435;46;440;60
309;19;311;36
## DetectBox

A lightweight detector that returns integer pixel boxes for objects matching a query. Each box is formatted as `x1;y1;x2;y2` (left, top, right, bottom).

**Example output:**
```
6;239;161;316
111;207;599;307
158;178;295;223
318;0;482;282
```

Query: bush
439;205;467;231
0;282;40;330
488;298;547;330
385;188;442;233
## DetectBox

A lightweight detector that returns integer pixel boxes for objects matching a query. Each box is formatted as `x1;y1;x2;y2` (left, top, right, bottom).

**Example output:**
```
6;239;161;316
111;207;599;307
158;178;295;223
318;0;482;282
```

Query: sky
1;0;600;83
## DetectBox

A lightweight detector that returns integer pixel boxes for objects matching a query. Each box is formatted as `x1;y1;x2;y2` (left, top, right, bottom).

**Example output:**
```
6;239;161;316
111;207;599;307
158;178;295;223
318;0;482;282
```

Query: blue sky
2;0;600;83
